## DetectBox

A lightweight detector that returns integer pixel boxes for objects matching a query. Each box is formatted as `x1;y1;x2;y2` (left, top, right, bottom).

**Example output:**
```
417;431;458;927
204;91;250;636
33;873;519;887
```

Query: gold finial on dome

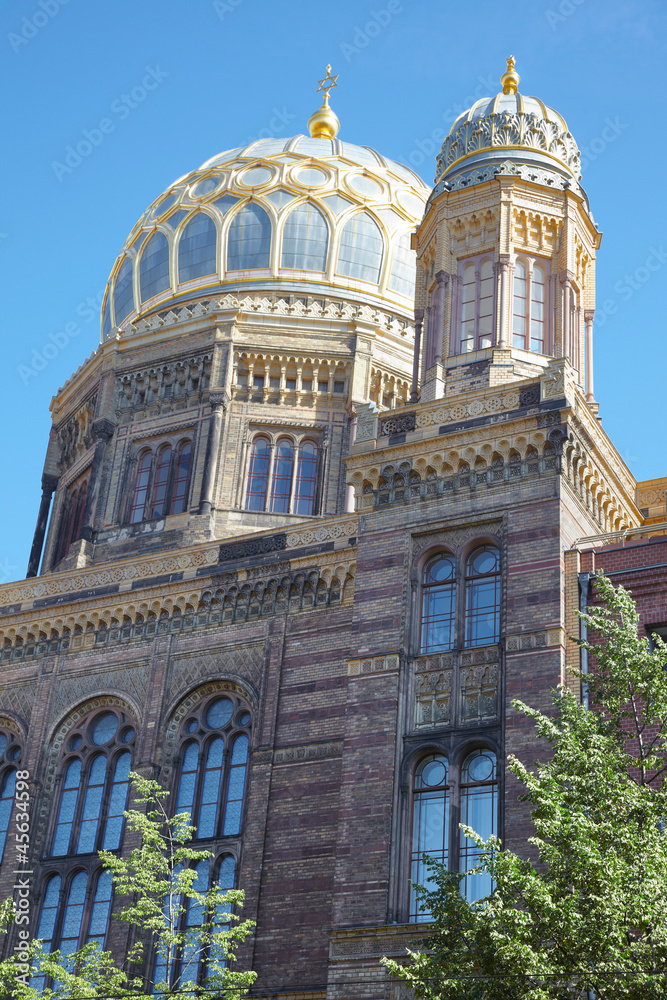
500;55;520;95
307;64;340;139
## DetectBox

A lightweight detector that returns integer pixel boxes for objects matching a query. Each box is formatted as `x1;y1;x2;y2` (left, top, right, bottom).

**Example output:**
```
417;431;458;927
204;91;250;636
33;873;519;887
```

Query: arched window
113;256;134;325
512;259;527;349
294;442;318;515
244;437;270;512
410;754;449;921
459;261;476;352
227;203;272;271
0;729;21;863
464;546;501;647
458;256;494;353
178;213;217;282
281;202;328;271
55;479;89;564
102;296;112;338
170;441;192;514
32;868;115;990
130;450;152;523
173;693;251;841
140;231;170;302
150;446;172;519
530;262;546;352
49;708;135;857
337;212;384;283
269;439;294;513
388;231;416;298
459;750;498;902
420;554;456;653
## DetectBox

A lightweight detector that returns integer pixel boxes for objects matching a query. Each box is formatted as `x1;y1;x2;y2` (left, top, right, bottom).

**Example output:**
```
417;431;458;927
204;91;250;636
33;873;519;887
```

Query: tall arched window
140;231;171;302
173;693;251;841
458;255;494;352
170;441;192;514
0;729;21;863
31;868;115;990
459;750;498;902
410;754;449;921
337;212;383;283
130;450;152;523
269;439;294;513
113;256;135;325
420;554;456;653
530;262;546;352
49;708;135;857
512;259;527;349
388;231;416;298
244;437;271;512
150;446;172;518
464;546;501;647
178;213;217;282
281;202;328;271
478;258;494;348
227;203;272;271
294;442;318;515
55;479;89;564
459;261;476;352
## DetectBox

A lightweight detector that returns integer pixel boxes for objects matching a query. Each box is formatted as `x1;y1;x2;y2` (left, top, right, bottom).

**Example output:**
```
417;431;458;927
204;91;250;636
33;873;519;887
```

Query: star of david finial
316;64;338;104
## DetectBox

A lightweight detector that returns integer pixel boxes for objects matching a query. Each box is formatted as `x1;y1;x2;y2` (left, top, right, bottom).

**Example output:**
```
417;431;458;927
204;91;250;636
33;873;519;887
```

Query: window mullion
289;439;300;513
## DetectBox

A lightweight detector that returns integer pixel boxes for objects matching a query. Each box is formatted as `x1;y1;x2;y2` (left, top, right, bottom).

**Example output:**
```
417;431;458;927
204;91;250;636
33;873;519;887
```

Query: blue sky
0;0;665;581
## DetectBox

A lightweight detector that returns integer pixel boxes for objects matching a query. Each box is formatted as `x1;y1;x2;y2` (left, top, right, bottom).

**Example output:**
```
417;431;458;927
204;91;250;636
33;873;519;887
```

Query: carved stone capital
584;309;595;322
92;417;115;440
435;270;448;286
414;308;424;323
41;473;59;495
560;270;576;286
209;390;228;411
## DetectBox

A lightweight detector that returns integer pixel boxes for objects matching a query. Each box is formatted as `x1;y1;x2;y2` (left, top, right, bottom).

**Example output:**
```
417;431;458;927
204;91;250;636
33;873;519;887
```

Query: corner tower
413;57;601;405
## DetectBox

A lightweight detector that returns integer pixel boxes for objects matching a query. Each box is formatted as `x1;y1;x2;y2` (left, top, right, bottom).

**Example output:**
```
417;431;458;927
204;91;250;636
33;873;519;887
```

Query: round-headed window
91;712;119;746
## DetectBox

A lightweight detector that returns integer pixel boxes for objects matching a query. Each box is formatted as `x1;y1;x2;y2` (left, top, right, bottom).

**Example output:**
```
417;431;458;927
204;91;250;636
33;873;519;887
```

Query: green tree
1;773;256;999
383;575;667;999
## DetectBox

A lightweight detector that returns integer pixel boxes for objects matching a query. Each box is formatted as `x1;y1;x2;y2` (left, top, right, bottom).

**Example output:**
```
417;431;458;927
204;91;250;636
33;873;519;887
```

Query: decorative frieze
414;645;500;729
379;412;417;437
505;627;565;651
347;654;399;677
56;394;97;472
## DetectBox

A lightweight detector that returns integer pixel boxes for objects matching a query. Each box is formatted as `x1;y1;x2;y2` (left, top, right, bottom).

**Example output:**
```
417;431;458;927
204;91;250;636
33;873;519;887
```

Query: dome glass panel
139;231;170;303
349;174;383;199
293;137;336;157
322;194;354;216
164;209;189;231
265;189;297;211
340;143;382;167
281;203;328;271
102;297;111;338
192;176;220;198
113;257;134;325
388;232;416;298
337;212;383;284
295;167;328;187
213;195;240;216
227;203;271;271
150;193;177;220
178;213;217;282
240;166;274;187
246;138;291;156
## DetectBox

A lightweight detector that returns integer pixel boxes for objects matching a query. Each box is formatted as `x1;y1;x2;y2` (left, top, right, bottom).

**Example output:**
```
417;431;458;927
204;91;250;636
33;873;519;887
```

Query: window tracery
173;693;251;841
243;433;319;516
409;747;498;920
0;728;22;863
127;438;193;524
419;545;501;653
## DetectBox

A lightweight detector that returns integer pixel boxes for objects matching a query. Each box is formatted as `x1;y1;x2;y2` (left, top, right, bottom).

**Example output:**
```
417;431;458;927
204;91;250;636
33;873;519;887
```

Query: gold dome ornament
307;64;340;139
500;55;520;95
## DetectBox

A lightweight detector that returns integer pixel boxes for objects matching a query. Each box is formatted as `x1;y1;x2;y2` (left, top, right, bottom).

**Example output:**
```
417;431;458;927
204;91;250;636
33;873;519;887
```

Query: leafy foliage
383;575;667;999
3;773;256;999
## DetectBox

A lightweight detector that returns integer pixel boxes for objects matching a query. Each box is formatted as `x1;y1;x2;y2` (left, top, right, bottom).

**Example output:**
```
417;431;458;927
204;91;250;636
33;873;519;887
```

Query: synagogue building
0;58;665;998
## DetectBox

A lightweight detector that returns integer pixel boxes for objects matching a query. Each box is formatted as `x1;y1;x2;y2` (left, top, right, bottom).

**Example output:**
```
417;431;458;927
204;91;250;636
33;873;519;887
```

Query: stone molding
505;627;565;651
411;520;503;558
347;653;399;677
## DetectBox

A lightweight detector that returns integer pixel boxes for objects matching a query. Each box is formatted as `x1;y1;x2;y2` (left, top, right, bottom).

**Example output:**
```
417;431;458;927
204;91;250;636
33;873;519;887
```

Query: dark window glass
197;738;225;839
209;855;236;971
176;741;199;821
76;754;107;854
269;439;294;513
103;751;132;850
169;442;192;514
465;546;500;647
59;871;87;963
420;554;456;653
114;256;135;325
245;438;270;511
31;874;61;990
179;858;208;987
87;870;113;949
223;735;248;836
410;755;449;922
130;450;152;524
92;712;119;745
0;769;16;861
151;446;172;518
460;750;498;902
294;442;317;515
227;203;271;271
52;758;82;856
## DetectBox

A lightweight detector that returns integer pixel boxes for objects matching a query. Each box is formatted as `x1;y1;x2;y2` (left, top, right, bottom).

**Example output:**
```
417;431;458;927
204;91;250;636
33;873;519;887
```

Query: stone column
410;309;424;402
434;271;448;365
198;394;227;516
497;255;511;348
80;418;115;543
584;309;595;401
26;473;59;578
345;406;357;513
